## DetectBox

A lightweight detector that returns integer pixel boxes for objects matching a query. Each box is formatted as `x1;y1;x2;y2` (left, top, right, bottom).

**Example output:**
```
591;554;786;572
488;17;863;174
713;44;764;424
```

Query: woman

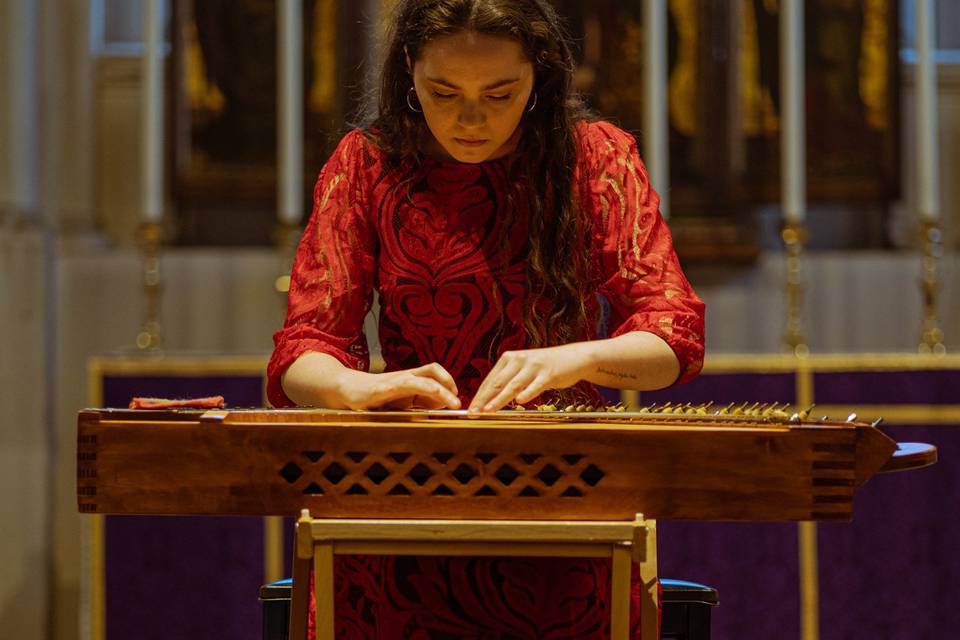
268;0;705;636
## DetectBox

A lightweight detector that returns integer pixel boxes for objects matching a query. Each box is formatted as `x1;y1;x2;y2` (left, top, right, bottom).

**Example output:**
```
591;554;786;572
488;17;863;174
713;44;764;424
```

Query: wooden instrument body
76;408;908;521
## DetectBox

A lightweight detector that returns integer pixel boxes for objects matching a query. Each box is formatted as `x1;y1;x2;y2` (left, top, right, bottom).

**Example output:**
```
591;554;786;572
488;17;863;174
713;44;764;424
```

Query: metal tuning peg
772;403;788;417
763;402;790;418
730;402;749;416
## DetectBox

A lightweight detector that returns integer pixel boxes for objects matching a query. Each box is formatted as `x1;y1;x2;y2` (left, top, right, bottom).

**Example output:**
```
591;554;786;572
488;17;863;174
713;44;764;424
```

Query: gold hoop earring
525;91;538;113
407;87;422;113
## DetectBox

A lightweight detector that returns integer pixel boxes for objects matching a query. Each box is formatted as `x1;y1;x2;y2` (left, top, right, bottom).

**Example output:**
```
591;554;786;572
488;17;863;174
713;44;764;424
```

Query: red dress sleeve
266;130;378;407
580;121;705;385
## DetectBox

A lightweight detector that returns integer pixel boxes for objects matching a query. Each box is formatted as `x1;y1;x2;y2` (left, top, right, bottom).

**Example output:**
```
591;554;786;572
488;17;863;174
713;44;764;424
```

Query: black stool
261;577;717;639
659;579;719;640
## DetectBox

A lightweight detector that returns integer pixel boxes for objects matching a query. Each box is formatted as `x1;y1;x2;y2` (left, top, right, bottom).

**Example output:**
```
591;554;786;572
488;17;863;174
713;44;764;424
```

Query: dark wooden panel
78;409;899;521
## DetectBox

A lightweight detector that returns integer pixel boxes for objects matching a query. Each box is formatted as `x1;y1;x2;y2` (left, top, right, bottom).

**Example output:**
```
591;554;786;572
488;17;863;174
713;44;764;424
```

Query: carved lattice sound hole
303;482;324;495
408;463;434;486
279;462;303;484
322;462;347;485
388;483;412;495
537;464;562;487
580;464;605;486
452;463;478;485
432;484;455;496
494;464;520;486
278;449;605;498
364;462;390;485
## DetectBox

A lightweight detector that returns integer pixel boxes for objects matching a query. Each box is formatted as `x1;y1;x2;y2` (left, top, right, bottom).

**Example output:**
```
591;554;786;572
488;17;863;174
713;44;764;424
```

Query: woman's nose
457;101;485;127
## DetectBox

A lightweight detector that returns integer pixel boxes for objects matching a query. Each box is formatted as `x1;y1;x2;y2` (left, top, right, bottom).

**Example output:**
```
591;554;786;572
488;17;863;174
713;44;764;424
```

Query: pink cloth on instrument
269;120;700;638
127;396;225;409
268;120;705;409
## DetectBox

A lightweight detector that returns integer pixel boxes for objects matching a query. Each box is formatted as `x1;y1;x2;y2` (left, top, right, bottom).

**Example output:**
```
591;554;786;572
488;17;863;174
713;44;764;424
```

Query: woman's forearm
280;351;360;408
284;332;680;408
575;331;681;391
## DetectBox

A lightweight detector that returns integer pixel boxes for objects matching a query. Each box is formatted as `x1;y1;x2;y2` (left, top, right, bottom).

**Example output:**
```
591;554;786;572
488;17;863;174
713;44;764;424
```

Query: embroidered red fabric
307;556;660;639
269;120;703;639
268;121;704;409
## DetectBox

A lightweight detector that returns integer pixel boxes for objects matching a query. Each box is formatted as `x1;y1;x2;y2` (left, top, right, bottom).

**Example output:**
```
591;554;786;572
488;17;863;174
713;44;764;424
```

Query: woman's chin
444;141;517;164
443;143;493;163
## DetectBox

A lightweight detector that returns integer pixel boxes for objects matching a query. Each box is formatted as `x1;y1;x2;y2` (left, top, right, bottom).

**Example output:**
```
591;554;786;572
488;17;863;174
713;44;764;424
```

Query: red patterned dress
268;120;705;639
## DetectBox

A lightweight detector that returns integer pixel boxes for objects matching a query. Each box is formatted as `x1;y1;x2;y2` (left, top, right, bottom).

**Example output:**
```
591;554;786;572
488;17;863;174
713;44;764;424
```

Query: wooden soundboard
76;406;935;521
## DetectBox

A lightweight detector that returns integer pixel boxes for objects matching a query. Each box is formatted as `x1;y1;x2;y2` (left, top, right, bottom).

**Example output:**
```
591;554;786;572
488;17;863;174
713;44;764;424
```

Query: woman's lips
454;138;488;147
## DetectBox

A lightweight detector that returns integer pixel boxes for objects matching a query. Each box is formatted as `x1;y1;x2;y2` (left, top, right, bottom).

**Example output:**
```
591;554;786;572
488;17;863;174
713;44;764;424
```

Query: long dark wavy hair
365;0;593;349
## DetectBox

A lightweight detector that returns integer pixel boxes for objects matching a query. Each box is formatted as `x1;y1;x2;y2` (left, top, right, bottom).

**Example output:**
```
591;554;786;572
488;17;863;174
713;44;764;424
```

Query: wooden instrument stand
290;511;659;640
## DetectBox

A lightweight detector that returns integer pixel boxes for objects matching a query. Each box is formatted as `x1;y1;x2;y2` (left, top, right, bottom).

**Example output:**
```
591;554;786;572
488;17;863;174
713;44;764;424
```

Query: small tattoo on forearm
597;367;638;381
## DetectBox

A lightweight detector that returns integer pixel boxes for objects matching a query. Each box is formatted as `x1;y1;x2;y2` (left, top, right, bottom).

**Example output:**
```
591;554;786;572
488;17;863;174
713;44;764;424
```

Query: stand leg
288;527;310;640
314;543;335;640
611;544;632;640
635;518;659;640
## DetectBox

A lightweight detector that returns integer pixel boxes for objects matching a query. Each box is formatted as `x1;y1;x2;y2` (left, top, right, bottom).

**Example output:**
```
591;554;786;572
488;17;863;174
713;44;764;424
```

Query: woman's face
411;31;535;163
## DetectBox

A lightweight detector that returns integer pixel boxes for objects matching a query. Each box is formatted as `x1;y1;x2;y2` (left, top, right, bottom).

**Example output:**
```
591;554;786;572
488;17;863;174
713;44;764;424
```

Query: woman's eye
487;94;512;102
431;91;457;100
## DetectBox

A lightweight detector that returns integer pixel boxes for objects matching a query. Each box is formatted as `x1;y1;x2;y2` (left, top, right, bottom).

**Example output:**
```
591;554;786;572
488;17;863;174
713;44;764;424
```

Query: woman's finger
513;374;549;405
477;366;536;413
410;393;450;410
474;352;525;406
410;376;461;409
373;375;460;410
413;362;459;396
470;354;523;412
383;396;415;410
472;356;508;404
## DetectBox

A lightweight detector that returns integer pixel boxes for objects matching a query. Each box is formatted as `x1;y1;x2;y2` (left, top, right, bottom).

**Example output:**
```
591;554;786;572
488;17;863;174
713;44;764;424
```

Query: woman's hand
282;352;460;410
468;343;594;414
467;332;682;413
337;363;462;410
